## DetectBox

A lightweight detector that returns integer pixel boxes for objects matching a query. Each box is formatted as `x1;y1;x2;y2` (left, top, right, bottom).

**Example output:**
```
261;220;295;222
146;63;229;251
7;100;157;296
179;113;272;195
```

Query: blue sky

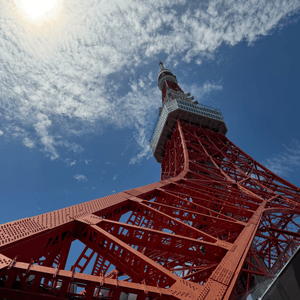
1;0;300;226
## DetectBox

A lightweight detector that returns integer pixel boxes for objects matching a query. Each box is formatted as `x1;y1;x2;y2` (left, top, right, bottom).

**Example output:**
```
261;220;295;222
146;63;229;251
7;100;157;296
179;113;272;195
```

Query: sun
14;0;63;25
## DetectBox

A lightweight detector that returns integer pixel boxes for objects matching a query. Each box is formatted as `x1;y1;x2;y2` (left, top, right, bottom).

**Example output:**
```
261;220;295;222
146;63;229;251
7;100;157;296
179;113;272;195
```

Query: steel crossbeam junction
1;62;300;300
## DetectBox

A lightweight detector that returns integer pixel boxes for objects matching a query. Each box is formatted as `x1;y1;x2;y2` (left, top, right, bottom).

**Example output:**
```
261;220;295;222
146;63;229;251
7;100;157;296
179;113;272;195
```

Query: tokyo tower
1;62;300;300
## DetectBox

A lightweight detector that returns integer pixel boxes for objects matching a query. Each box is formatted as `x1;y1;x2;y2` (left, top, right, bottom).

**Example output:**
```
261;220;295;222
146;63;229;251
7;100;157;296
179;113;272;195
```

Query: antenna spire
159;61;165;71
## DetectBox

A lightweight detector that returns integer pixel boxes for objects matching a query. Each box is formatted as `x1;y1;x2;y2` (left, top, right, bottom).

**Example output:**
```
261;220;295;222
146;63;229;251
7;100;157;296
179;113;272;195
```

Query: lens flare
14;0;63;25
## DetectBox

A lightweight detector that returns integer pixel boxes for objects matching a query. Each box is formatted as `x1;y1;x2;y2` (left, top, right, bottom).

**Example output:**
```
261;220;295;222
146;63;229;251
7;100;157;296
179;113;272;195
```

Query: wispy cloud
129;125;152;165
113;175;117;181
0;130;3;136
121;144;130;156
23;137;35;148
85;159;92;165
0;0;299;162
264;139;300;176
74;174;88;181
65;159;76;166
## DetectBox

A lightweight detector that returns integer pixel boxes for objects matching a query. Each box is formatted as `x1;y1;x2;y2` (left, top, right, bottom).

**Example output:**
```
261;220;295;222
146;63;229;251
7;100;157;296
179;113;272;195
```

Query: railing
148;98;224;143
198;102;222;113
149;115;160;143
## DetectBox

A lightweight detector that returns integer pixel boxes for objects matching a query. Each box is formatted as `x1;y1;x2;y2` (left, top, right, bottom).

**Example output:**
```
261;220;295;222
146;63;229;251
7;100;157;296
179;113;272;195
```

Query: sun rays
14;0;63;25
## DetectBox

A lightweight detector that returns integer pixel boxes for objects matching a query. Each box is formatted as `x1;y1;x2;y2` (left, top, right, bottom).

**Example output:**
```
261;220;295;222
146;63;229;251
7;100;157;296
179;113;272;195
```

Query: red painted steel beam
267;226;300;237
0;257;172;299
76;221;179;287
1;119;300;300
98;218;229;261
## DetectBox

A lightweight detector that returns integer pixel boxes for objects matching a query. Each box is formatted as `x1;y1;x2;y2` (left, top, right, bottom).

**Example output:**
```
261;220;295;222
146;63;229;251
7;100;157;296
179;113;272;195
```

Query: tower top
157;61;178;91
151;62;227;163
159;61;165;71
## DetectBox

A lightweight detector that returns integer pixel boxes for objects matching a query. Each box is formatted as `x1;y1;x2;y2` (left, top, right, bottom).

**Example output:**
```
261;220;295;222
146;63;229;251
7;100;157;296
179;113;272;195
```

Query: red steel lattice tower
1;62;300;300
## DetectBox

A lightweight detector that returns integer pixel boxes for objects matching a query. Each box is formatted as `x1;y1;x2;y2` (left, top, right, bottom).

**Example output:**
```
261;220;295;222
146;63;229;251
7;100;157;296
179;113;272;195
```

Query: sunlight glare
14;0;63;25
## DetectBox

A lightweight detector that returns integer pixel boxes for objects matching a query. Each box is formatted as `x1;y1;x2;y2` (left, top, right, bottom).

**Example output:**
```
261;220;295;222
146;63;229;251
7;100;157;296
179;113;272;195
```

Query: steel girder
1;119;300;299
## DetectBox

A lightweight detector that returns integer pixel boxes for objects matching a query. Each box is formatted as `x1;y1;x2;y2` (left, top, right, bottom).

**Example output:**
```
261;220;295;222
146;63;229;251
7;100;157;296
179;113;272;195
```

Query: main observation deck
150;99;227;163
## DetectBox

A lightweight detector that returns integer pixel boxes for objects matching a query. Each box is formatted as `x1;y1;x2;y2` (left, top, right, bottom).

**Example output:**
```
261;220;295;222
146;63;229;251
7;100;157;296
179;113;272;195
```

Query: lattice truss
162;81;184;103
1;120;300;300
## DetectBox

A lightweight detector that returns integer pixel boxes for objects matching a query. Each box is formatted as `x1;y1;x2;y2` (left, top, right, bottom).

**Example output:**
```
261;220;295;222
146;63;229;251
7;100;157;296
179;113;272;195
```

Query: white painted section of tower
159;61;165;71
150;98;227;163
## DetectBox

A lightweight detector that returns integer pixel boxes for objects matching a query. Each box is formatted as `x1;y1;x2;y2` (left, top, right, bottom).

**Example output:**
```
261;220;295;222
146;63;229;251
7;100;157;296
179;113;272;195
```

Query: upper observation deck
150;97;227;163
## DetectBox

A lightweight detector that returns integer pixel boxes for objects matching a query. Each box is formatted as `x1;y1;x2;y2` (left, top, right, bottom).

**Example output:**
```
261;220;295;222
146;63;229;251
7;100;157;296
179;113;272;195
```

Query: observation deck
150;97;227;163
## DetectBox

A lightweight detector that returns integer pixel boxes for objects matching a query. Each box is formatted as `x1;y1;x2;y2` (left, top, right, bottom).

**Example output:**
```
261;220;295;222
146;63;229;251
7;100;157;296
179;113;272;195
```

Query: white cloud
129;125;153;165
85;159;92;165
34;113;58;159
264;139;300;176
74;174;88;181
0;0;299;162
65;159;76;166
121;144;130;156
63;142;83;154
181;82;223;103
0;130;3;136
113;175;117;181
23;137;35;148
